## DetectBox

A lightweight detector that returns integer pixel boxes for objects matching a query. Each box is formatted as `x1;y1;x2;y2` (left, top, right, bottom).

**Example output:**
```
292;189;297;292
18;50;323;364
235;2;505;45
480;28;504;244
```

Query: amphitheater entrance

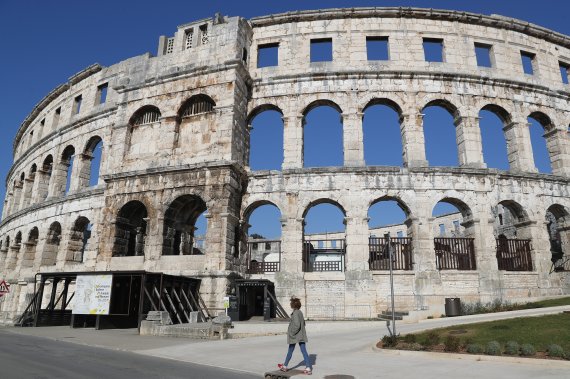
16;271;207;330
229;279;288;321
546;204;570;272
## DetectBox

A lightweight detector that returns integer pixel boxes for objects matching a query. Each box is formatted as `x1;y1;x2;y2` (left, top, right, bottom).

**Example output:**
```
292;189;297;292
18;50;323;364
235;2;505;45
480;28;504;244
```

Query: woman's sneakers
303;367;312;375
278;364;288;372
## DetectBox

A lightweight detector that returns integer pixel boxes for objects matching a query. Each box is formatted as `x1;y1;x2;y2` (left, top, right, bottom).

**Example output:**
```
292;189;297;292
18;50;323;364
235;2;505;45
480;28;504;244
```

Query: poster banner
72;275;113;315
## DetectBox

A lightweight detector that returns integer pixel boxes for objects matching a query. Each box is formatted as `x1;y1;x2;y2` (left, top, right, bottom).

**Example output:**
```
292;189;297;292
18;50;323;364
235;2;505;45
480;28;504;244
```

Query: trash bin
445;297;461;317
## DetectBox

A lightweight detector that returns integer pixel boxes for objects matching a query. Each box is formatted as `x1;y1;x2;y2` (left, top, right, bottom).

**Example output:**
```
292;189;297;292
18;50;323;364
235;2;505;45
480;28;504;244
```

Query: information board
72;275;113;315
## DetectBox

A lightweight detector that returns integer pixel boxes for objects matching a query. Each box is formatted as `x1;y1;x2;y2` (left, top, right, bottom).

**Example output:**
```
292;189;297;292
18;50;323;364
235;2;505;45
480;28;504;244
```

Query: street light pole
385;232;396;337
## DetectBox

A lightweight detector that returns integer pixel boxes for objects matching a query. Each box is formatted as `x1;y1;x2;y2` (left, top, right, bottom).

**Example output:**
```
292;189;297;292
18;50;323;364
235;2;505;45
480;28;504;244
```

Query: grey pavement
4;306;570;378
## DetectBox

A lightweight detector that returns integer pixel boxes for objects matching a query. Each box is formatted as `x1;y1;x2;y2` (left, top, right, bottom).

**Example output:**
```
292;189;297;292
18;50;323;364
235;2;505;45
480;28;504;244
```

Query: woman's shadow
289;353;317;370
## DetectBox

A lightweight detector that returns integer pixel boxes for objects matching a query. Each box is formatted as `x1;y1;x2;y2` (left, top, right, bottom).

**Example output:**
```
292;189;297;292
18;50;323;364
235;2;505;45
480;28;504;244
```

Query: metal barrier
496;238;533;271
434;237;476;270
369;237;413;270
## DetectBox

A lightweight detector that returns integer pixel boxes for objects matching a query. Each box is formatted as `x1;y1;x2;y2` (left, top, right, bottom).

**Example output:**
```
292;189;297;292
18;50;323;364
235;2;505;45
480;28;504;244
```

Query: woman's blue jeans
284;342;312;369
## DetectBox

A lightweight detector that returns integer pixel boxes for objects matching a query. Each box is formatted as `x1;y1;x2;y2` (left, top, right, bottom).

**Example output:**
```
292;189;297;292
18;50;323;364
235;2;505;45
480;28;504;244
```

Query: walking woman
278;297;313;375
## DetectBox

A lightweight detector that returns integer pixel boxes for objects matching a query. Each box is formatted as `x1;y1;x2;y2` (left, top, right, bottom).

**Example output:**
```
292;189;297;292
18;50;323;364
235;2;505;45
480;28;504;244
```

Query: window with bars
132;109;161;126
182;95;215;117
199;24;208;45
185;28;194;50
166;37;174;54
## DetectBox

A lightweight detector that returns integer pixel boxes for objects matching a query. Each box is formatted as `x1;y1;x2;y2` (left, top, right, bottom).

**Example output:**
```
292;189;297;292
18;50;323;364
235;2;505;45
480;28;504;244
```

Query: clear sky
1;0;568;238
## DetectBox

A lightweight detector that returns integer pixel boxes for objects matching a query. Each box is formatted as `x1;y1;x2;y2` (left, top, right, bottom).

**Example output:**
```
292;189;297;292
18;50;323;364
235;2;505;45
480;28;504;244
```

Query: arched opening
363;100;403;166
127;106;161;156
162;195;207;255
248;106;284;171
303;101;343;168
113;201;147;257
22;227;39;267
175;95;216;148
368;197;412;270
303;200;346;272
21;164;37;208
432;198;476;270
422;101;459;167
42;222;62;266
479;105;510;170
494;200;533;271
84;136;103;187
245;202;282;273
545;204;570;272
39;155;53;200
528;112;553;173
67;217;91;262
61;145;75;195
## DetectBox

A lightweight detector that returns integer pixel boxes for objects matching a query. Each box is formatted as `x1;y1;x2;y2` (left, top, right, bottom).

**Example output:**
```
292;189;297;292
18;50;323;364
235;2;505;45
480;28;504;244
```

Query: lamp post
385;232;396;337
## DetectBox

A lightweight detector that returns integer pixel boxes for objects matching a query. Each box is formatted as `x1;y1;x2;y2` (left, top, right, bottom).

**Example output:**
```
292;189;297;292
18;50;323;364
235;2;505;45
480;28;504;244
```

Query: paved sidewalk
4;306;570;378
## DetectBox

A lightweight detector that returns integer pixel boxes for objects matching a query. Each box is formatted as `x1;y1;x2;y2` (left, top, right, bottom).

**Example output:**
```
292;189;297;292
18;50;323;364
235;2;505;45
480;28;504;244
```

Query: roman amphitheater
1;7;570;326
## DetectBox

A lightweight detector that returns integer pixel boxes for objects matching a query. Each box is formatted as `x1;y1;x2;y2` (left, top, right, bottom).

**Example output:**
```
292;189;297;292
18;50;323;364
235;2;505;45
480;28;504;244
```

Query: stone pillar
400;112;428;167
282;115;303;170
342;112;365;167
2;195;11;219
344;216;369;271
34;169;51;203
76;153;94;189
503;121;537;173
48;161;70;199
280;217;304;273
544;127;570;176
19;177;34;210
10;183;23;214
517;219;552;290
455;115;486;168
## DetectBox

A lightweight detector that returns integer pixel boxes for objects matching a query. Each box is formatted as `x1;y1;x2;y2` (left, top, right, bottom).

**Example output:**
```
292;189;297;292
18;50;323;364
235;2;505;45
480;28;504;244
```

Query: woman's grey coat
287;309;308;344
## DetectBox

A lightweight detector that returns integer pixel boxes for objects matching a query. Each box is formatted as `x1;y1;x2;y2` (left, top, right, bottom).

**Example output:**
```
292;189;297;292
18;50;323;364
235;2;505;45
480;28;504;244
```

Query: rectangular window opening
199;24;208;45
74;95;82;115
396;231;404;238
53;107;61;128
265;242;271;250
257;43;279;68
367;36;389;61
423;38;444;63
559;62;570;84
185;28;194;50
311;38;333;63
475;43;493;68
439;224;445;236
521;51;535;75
97;83;108;105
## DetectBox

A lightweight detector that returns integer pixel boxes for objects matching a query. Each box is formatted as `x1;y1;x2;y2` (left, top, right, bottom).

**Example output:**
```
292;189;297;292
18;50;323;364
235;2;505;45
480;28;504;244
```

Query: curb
373;345;570;368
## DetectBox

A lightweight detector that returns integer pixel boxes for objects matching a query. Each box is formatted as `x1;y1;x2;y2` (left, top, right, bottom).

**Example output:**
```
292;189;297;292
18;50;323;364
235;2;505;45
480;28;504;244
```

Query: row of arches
4;136;103;219
248;98;567;174
112;196;208;257
0;216;93;270
243;196;569;273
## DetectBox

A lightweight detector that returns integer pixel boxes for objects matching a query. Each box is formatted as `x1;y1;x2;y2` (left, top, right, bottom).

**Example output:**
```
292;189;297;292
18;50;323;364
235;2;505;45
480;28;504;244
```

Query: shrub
403;334;417;343
466;343;484;354
547;344;565;358
381;334;399;347
504;341;520;355
520;343;536;356
421;331;440;347
564;351;570;360
444;335;461;352
408;342;423;351
486;341;502;356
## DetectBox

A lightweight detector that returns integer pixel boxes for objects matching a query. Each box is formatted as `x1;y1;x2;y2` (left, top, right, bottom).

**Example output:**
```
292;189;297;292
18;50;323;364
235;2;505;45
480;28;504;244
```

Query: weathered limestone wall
2;8;570;322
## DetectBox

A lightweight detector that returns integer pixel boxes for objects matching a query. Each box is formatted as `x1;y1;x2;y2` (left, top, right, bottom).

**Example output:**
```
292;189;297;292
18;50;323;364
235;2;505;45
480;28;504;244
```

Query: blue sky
1;0;568;238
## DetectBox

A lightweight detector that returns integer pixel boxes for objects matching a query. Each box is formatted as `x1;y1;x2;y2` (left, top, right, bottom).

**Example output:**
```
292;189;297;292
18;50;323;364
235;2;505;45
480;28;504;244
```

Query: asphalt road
0;330;258;379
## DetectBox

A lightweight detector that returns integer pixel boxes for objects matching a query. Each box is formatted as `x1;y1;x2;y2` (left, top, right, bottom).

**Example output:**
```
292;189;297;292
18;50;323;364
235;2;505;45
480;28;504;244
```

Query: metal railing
248;261;280;274
303;239;346;272
246;240;281;274
496;238;533;271
369;237;413;270
434;237;476;270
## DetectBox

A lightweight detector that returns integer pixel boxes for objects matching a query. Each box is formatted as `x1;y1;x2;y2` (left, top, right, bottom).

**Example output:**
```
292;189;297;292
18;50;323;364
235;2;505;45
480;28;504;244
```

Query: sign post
0;280;10;298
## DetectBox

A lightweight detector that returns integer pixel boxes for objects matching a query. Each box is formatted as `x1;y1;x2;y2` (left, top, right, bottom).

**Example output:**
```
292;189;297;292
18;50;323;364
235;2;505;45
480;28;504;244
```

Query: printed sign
72;275;113;315
0;280;9;297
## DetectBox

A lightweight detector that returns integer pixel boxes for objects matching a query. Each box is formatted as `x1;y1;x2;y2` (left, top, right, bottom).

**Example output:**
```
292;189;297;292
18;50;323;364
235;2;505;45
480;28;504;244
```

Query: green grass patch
460;297;570;315
411;313;570;352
